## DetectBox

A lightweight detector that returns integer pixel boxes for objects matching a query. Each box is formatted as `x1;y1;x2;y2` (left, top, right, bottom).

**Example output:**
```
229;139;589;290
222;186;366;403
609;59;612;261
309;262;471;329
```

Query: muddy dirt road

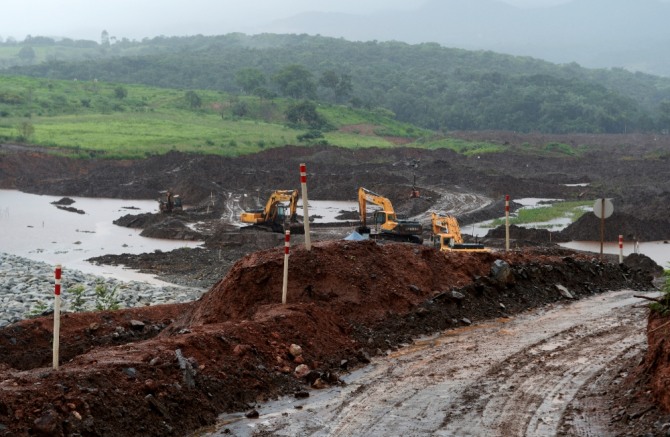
214;289;657;437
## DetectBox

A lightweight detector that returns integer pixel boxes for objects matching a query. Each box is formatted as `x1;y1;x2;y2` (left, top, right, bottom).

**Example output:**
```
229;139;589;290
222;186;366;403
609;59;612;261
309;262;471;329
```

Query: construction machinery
357;187;423;244
410;174;420;198
431;212;488;252
158;190;183;213
240;189;302;233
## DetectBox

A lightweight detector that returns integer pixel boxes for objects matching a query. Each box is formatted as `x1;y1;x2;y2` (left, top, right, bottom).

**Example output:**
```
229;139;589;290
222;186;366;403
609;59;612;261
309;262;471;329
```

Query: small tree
235;68;266;95
17;46;36;63
113;86;127;99
68;284;88;312
273;65;316;100
285;100;326;129
101;30;110;47
94;282;120;311
17;120;34;141
184;90;202;109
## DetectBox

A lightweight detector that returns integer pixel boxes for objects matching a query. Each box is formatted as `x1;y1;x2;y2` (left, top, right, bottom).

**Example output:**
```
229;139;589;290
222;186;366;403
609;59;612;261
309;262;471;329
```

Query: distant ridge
261;0;670;77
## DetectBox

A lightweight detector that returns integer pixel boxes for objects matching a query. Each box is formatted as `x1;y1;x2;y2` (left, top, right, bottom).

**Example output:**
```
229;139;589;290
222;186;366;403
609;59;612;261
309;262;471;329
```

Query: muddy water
560;240;670;267
204;289;656;436
0;189;201;283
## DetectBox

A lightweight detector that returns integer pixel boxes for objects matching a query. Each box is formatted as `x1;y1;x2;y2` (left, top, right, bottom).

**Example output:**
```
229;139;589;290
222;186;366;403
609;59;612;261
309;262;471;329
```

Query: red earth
1;135;669;436
0;239;660;436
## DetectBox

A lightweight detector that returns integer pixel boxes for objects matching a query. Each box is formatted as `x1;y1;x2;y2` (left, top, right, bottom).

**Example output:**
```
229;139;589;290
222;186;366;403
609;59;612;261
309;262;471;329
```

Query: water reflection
560;240;669;267
0;189;201;282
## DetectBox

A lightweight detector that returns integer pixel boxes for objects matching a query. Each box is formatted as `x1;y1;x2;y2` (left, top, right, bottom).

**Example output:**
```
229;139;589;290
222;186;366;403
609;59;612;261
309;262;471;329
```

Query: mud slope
0;242;656;437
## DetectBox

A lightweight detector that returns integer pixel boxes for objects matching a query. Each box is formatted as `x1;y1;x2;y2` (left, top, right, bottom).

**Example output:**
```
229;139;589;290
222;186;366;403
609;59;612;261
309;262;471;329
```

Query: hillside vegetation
3;33;670;135
0;75;440;158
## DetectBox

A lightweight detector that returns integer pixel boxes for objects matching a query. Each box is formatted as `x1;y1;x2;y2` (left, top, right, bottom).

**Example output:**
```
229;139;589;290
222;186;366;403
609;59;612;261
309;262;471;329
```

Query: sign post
592;198;614;259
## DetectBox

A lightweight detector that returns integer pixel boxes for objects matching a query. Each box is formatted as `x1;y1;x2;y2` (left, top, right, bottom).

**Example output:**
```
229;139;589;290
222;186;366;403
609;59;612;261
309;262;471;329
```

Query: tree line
3;33;670;134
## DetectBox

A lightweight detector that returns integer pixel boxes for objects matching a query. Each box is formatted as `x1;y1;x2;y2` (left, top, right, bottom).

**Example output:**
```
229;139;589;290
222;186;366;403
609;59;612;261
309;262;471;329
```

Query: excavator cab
374;211;388;225
276;204;291;223
240;189;303;233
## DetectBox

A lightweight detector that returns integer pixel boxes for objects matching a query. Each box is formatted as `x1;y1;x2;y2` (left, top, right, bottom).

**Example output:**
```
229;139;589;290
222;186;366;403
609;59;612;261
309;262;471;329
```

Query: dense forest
2;33;670;134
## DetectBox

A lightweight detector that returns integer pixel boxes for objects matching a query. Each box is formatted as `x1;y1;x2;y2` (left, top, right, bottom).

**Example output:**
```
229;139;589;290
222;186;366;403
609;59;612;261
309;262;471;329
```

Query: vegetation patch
486;200;592;228
422;137;504;155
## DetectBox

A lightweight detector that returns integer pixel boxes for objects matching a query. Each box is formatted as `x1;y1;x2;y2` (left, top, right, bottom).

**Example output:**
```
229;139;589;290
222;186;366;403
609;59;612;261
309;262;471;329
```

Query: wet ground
216;289;662;436
1;133;669;436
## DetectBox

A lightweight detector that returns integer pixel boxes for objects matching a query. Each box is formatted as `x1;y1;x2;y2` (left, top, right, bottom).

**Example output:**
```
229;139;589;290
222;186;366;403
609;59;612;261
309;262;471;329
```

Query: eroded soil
1;133;669;436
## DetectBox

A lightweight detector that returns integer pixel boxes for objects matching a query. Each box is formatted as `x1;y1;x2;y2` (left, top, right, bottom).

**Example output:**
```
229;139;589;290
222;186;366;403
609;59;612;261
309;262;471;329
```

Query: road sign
593;198;613;219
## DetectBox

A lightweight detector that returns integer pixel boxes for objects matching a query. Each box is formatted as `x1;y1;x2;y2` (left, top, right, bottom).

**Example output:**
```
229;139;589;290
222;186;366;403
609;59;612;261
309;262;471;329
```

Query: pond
0;189;201;283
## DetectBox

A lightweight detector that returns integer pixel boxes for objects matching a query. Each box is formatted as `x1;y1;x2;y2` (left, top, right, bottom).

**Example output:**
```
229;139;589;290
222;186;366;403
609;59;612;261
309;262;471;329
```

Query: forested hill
3;33;670;134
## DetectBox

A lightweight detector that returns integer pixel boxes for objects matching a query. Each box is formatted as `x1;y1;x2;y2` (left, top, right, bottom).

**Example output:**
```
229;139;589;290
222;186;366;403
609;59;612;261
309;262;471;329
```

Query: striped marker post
53;264;62;370
300;163;311;250
282;230;291;304
619;235;624;263
505;195;510;251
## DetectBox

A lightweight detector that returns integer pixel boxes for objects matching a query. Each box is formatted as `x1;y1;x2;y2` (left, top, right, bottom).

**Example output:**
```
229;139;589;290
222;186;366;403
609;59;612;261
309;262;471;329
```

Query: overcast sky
0;0;577;42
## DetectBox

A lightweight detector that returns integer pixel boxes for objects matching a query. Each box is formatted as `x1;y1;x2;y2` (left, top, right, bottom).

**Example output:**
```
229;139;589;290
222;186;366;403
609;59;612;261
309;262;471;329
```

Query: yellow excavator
240;189;303;233
431;212;488;252
357;187;423;244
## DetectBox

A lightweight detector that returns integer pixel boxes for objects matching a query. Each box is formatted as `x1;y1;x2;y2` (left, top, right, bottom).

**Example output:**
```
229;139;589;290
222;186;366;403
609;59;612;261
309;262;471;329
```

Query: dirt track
223;289;654;437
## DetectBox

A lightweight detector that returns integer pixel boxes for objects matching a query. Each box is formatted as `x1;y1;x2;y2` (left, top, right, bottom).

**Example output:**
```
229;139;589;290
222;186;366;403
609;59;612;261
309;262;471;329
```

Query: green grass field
0;75;580;160
0;76;440;158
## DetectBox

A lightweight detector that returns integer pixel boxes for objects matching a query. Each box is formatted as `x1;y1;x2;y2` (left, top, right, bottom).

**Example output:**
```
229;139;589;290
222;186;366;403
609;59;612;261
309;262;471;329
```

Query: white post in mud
53;264;62;370
505;195;510;251
282;230;291;304
619;234;624;263
300;163;311;251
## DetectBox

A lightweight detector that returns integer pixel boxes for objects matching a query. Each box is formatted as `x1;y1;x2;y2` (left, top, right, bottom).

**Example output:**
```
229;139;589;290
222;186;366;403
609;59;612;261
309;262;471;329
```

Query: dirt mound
0;241;658;437
484;224;569;244
560;211;670;241
174;240;497;328
646;308;670;412
624;253;666;277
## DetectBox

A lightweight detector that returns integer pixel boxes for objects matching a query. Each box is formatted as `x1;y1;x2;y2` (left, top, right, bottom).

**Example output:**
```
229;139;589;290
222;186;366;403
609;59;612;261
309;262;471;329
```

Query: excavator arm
358;187;396;228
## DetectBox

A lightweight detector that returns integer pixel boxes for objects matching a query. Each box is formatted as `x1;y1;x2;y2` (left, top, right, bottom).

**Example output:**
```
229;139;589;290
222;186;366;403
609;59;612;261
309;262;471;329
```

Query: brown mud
1;133;669;436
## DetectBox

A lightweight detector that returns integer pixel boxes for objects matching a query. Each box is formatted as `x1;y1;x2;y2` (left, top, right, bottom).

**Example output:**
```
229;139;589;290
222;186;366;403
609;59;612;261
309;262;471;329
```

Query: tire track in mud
217;290;653;437
410;188;492;225
440;313;644;436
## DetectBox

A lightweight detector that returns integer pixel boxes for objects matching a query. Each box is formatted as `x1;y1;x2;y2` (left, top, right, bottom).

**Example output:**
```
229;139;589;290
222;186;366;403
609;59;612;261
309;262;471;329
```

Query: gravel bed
0;252;206;327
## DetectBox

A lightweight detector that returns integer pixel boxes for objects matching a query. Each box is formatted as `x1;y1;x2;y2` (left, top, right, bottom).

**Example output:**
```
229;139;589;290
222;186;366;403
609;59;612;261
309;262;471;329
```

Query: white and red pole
282;230;291;304
300;163;311;250
619;234;624;263
505;195;510;251
53;264;62;370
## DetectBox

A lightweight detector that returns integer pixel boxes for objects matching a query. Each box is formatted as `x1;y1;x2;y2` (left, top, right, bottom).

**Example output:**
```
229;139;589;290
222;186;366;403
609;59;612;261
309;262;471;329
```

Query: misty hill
262;0;670;77
3;33;670;134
